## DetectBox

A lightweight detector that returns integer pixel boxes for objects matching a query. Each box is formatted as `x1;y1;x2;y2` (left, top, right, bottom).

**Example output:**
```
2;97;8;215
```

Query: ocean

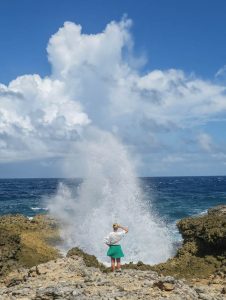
0;176;225;243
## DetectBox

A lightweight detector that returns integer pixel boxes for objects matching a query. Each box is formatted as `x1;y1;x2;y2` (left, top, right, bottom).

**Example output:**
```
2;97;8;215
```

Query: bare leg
116;258;121;270
111;258;115;272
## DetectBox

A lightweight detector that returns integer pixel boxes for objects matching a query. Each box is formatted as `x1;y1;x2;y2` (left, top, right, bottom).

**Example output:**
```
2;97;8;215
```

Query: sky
0;0;226;177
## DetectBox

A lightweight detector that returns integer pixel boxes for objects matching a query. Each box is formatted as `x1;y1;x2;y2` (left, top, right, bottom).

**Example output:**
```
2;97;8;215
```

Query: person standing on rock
105;223;128;272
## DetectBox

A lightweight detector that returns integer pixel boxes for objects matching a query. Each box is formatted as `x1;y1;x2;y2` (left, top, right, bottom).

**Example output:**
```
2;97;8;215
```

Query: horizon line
0;175;225;180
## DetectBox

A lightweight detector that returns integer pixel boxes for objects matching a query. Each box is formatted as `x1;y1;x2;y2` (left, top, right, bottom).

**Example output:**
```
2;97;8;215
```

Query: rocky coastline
0;205;225;299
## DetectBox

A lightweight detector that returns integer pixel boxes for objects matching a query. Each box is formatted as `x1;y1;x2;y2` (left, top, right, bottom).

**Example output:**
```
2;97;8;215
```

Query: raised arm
118;224;129;233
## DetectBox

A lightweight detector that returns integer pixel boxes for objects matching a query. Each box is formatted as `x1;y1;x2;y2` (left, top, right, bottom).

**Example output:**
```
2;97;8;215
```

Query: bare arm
118;224;129;233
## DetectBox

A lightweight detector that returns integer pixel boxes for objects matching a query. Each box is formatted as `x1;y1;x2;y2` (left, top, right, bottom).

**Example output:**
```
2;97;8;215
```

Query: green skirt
107;245;124;258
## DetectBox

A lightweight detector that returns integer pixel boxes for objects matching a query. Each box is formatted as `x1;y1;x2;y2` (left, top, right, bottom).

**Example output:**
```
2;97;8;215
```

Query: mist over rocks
48;130;174;265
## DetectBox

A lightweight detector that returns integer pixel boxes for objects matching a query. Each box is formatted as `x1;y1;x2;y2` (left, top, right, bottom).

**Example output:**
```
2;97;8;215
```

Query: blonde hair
113;223;118;230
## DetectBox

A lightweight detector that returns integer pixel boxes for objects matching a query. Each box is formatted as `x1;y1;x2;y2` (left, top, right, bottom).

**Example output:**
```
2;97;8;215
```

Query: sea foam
48;129;173;264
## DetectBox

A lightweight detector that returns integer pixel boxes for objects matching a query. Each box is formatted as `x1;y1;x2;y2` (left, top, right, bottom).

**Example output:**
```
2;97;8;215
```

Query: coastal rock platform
0;255;225;300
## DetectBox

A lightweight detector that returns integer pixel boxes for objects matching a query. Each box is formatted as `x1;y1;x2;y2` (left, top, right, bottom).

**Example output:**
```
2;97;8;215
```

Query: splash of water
48;129;173;264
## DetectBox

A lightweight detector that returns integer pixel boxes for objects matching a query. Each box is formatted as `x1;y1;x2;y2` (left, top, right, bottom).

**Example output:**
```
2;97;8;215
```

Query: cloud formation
0;18;226;174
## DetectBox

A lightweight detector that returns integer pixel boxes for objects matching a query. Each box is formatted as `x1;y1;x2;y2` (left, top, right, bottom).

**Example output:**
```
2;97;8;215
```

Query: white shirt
104;229;126;245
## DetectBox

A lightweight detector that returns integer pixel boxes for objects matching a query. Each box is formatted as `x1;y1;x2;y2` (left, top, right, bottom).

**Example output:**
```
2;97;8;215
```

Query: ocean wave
31;207;49;211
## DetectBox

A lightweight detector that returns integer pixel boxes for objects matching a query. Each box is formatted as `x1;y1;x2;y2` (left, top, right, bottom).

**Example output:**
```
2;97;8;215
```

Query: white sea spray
48;129;173;264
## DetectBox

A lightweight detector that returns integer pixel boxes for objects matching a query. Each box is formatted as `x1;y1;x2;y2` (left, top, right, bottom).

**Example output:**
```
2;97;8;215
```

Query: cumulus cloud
0;18;226;174
0;74;90;162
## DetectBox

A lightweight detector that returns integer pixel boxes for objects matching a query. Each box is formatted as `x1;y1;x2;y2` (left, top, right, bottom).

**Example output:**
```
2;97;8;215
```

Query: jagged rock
149;205;226;279
67;247;106;271
154;280;175;291
0;255;225;300
177;206;226;252
1;255;218;300
208;205;226;216
4;274;24;288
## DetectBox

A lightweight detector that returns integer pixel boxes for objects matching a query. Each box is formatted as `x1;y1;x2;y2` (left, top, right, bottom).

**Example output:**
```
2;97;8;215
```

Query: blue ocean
0;176;225;242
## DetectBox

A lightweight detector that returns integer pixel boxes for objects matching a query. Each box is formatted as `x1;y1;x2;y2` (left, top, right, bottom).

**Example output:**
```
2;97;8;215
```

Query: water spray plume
48;129;173;264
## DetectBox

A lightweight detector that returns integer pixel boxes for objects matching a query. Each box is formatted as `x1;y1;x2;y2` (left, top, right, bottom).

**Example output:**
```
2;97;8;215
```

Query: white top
104;229;126;245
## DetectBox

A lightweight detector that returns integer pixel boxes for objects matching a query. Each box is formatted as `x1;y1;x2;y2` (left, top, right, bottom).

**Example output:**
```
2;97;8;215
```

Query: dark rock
154;280;175;291
4;275;24;287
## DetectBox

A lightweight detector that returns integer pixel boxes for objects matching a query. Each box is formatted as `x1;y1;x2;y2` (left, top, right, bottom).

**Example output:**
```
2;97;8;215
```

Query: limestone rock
0;254;224;300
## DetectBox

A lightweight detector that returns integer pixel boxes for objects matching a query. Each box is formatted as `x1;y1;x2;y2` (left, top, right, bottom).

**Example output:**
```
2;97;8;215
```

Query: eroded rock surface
0;214;61;277
144;205;226;279
0;255;225;300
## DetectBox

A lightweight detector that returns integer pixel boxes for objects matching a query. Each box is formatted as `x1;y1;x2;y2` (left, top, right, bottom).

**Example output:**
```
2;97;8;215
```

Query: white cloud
215;65;226;77
197;133;214;152
0;18;226;174
0;74;90;162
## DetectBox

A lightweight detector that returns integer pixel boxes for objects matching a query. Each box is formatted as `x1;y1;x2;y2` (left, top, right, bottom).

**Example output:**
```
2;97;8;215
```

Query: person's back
105;223;128;272
107;229;126;245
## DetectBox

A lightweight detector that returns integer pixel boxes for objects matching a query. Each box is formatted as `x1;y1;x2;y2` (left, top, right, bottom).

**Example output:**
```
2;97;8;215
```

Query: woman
105;223;129;272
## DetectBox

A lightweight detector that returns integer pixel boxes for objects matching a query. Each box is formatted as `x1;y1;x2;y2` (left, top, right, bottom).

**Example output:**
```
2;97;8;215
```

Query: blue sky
1;0;226;83
0;0;226;177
